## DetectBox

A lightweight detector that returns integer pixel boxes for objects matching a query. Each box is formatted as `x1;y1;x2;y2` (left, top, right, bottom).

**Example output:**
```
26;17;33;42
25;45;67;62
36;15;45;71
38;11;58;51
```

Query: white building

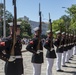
29;20;48;35
19;16;48;35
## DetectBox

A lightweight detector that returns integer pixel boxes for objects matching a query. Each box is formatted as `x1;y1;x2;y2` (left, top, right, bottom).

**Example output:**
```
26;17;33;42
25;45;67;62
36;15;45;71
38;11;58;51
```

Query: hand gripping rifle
49;13;53;50
10;0;17;56
37;3;42;50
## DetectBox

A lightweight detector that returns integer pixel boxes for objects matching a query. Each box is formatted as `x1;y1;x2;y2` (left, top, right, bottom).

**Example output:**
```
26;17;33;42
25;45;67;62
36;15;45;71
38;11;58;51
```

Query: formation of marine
0;0;76;75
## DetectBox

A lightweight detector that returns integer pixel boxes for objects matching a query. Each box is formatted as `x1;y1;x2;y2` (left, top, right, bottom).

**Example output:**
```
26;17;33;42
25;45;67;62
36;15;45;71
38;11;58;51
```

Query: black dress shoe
57;69;64;72
71;56;73;58
66;62;71;63
69;58;72;60
62;65;68;67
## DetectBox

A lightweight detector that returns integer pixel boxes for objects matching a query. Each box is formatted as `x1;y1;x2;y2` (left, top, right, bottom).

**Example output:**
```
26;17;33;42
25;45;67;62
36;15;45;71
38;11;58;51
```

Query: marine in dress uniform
72;35;75;56
26;27;44;75
0;22;24;75
74;35;76;55
44;30;56;75
69;34;74;59
73;35;76;55
65;34;73;62
61;32;68;67
61;32;66;66
54;31;64;72
65;34;71;63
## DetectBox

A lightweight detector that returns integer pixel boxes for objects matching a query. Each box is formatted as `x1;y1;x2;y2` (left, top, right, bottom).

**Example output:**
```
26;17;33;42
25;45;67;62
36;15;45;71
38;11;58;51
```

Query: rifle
37;3;42;50
67;29;69;46
72;30;74;45
10;0;17;56
64;24;67;46
49;13;53;49
59;23;62;48
69;29;71;45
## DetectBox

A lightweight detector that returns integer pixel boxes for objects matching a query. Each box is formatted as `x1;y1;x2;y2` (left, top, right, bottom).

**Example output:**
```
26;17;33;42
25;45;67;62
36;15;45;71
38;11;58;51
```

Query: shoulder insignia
30;41;34;44
0;42;5;46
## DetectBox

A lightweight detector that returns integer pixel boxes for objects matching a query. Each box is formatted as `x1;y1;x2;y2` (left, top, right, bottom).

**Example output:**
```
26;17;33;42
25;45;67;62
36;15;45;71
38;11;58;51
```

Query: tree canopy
20;20;32;38
50;4;76;36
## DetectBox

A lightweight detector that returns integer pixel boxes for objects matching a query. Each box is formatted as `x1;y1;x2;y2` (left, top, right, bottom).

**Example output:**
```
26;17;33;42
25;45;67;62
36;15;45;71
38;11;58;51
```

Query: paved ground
0;45;76;75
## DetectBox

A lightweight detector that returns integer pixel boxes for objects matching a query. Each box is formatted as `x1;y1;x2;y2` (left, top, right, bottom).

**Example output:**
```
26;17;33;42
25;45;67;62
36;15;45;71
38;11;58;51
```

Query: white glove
54;45;57;50
8;56;16;62
64;45;66;47
50;48;54;51
59;45;62;48
36;50;41;54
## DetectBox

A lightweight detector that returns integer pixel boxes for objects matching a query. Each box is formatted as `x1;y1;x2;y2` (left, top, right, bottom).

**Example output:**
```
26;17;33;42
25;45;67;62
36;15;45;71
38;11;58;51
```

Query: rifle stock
37;3;42;50
59;23;62;46
65;25;67;45
10;0;17;56
49;13;52;49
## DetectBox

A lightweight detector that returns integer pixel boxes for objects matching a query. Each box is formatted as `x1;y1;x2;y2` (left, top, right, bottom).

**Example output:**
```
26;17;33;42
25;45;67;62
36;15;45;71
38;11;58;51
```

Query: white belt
59;45;63;48
37;50;43;53
64;45;66;47
15;56;22;59
50;48;54;51
64;44;67;47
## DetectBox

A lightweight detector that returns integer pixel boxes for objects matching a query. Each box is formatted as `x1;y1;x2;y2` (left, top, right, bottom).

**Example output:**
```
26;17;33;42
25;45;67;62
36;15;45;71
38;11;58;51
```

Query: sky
1;0;76;22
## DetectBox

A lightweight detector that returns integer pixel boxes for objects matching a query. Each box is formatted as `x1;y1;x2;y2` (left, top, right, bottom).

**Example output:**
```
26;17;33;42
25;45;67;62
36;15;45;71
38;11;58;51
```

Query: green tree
0;11;13;37
60;15;71;32
0;3;13;37
66;4;76;18
65;4;76;31
20;20;32;38
52;15;71;35
6;11;13;36
52;19;64;33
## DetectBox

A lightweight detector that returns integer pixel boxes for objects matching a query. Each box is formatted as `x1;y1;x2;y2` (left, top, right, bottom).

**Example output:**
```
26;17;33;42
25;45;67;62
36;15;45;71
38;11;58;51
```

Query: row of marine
0;1;76;75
